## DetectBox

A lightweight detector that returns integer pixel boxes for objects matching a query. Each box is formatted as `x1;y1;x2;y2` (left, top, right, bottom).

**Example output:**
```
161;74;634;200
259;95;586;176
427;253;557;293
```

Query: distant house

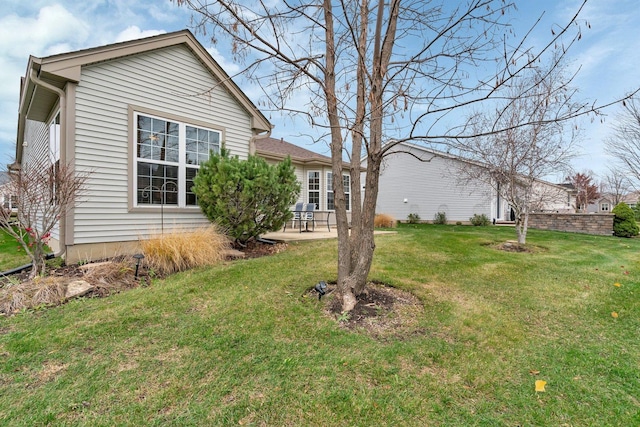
254;137;353;224
13;30;271;262
372;142;574;223
0;172;16;211
588;191;640;213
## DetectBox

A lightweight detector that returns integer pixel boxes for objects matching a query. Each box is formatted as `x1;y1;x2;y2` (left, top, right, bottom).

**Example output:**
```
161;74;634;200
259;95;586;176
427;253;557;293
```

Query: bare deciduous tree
451;59;579;244
605;96;640;186
0;158;89;278
600;167;633;206
175;0;635;311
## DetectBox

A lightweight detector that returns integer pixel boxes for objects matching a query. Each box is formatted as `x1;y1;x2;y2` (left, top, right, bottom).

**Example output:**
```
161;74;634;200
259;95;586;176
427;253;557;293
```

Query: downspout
28;69;67;259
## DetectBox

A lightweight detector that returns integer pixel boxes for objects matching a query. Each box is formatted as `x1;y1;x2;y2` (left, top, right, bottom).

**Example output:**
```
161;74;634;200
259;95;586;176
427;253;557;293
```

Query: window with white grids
135;112;220;207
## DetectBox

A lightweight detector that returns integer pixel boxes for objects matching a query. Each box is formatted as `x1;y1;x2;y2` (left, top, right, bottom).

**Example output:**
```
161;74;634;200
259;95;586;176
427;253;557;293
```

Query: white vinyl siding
23;114;62;241
73;44;255;244
23;119;50;169
375;150;491;222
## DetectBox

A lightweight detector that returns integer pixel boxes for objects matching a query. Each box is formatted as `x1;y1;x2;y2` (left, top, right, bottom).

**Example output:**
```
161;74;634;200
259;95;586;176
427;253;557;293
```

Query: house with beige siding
254;137;352;225
587;191;639;213
13;30;271;262
373;142;574;223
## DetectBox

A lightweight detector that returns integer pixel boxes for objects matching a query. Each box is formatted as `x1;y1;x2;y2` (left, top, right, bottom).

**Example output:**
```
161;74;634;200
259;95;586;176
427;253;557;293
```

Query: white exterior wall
375;150;493;222
23;118;50;167
529;181;574;213
72;45;255;245
23;117;63;245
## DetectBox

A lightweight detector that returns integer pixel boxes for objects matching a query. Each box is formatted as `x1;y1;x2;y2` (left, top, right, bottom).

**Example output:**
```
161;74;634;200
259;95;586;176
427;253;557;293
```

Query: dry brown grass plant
374;213;397;228
0;260;140;315
140;225;231;275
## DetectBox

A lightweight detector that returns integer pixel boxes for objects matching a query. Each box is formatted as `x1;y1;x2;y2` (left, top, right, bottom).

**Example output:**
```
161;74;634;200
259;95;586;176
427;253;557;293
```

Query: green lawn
0;227;30;271
1;224;639;426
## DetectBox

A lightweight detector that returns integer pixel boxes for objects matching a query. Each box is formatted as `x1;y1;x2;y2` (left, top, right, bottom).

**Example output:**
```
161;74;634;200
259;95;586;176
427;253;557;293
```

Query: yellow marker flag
535;380;547;392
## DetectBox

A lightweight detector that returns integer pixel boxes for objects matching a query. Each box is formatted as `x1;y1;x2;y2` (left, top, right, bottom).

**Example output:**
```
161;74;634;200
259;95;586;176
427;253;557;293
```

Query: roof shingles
255;137;331;163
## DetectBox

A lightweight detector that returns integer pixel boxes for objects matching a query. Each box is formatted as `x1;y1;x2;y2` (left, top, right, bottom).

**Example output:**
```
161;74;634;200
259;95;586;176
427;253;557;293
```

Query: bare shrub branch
1;158;89;278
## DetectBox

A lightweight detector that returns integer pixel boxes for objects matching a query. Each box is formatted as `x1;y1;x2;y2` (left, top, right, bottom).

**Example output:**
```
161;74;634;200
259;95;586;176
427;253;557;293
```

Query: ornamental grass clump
140;225;231;275
374;213;397;228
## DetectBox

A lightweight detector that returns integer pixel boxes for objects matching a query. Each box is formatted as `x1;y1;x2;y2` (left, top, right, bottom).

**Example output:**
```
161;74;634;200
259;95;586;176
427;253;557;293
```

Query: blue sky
2;0;639;181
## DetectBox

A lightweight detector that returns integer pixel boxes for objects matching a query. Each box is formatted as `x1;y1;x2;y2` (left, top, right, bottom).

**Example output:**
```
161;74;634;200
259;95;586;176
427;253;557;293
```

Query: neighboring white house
254;137;353;224
13;30;272;262
372;142;574;223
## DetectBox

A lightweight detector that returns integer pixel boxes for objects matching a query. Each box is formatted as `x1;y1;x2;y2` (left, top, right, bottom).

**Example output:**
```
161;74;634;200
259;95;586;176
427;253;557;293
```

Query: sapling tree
451;58;580;244
176;0;637;311
193;149;300;246
0;157;89;278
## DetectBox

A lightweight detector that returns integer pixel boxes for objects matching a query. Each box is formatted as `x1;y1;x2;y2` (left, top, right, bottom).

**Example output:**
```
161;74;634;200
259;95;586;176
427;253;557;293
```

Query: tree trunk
516;211;528;245
337;152;381;311
334;0;398;312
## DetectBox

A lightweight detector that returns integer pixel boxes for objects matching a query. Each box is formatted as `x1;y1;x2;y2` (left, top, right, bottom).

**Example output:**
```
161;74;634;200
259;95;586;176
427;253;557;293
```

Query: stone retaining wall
528;213;614;236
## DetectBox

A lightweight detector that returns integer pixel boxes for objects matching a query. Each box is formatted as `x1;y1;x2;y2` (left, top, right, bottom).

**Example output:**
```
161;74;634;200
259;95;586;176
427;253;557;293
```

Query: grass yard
0;227;30;271
1;224;639;426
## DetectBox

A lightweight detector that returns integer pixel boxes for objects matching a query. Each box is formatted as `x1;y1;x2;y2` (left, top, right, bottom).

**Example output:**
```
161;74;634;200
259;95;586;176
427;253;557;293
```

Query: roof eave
13;29;273;164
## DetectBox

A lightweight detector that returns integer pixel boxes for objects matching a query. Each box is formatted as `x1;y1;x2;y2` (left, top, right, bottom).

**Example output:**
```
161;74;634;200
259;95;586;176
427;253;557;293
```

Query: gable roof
384;141;572;193
15;30;271;163
255;137;334;166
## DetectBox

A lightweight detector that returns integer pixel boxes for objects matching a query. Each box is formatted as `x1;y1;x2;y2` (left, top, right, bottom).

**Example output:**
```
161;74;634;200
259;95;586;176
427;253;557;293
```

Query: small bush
140;225;231;275
612;202;639;238
470;213;491;226
456;221;462;226
433;211;447;225
407;213;421;224
193;149;300;246
374;213;397;228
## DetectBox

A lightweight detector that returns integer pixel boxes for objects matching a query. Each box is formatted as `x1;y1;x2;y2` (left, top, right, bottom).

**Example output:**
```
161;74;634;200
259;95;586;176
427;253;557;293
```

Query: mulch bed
310;281;425;339
240;240;288;258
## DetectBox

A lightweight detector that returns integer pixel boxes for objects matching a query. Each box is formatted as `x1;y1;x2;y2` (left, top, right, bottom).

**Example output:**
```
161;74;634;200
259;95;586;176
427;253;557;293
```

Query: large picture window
135;112;220;207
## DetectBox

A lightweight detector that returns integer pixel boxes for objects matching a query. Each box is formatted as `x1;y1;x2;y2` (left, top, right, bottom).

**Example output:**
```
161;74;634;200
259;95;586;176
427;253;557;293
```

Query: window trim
128;106;224;212
326;171;351;212
307;170;321;210
343;174;351;212
600;203;610;212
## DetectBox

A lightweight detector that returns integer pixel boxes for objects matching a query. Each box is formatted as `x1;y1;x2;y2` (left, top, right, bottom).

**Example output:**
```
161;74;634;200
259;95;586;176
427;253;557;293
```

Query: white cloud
0;4;90;58
0;4;93;163
0;3;179;164
206;46;241;76
115;26;166;43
